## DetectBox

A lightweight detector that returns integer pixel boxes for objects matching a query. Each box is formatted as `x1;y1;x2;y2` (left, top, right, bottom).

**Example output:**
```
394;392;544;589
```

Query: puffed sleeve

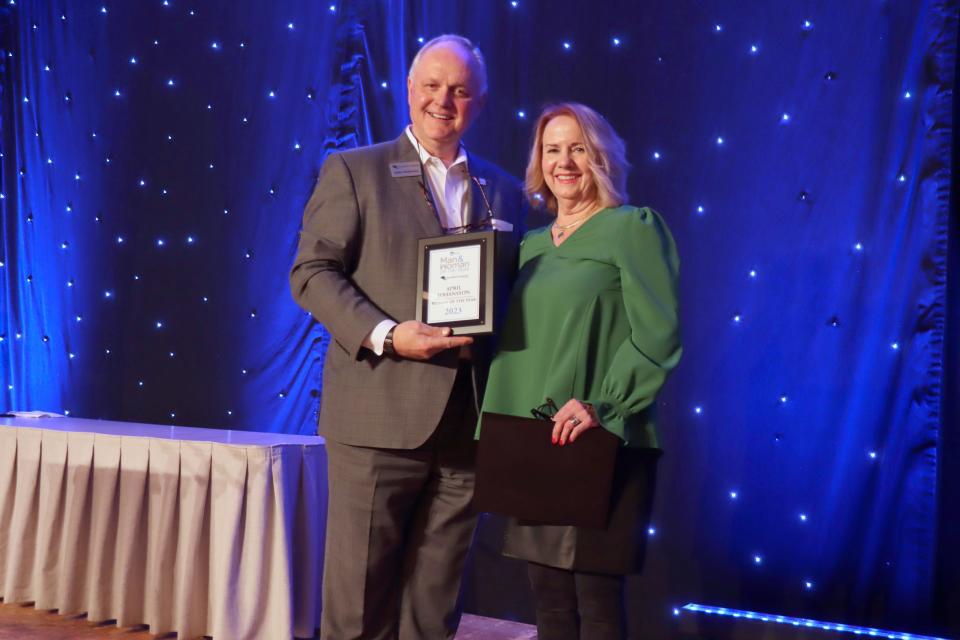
593;207;682;441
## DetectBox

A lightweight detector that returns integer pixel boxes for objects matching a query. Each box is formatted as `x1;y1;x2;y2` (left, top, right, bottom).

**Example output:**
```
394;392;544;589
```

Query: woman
480;102;682;639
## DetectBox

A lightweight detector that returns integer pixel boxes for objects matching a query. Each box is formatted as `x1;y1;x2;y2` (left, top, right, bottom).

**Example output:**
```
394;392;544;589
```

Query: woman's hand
551;399;601;445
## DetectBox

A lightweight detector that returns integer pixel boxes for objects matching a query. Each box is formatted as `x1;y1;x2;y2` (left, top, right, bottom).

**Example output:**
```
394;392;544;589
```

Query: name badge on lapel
390;161;422;178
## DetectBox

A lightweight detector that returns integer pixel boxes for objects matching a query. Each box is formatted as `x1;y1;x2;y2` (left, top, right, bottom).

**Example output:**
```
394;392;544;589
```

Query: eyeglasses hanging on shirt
415;138;495;234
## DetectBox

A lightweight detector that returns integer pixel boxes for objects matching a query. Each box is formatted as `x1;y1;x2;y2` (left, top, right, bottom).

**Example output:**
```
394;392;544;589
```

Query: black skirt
502;447;661;575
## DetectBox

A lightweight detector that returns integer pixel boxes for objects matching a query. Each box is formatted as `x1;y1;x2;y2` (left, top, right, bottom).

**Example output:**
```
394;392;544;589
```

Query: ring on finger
570;417;581;427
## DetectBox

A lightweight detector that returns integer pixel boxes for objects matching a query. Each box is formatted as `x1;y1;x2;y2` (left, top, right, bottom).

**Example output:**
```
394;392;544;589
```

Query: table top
0;416;324;447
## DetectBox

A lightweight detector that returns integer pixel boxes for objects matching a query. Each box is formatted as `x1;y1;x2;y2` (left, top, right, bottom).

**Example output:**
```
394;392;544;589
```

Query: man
290;35;528;639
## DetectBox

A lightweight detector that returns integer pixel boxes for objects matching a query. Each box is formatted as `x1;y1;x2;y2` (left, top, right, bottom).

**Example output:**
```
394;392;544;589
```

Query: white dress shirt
404;126;472;232
362;128;472;355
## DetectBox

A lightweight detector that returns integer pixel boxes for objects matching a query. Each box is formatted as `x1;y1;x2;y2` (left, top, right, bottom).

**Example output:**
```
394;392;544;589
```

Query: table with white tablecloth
0;416;326;640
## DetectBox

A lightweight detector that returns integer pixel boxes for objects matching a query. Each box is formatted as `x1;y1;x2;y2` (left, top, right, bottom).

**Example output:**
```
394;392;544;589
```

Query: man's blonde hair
407;34;487;95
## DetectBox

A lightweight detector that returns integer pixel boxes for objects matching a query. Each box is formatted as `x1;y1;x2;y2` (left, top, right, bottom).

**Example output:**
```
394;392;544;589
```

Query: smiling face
540;114;596;213
407;42;485;162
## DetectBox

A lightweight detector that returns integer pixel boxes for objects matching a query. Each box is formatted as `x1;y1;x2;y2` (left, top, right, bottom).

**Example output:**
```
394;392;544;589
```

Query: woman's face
541;114;595;210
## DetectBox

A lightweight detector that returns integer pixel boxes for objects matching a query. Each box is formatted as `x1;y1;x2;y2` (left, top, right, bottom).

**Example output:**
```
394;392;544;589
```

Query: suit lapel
388;135;444;237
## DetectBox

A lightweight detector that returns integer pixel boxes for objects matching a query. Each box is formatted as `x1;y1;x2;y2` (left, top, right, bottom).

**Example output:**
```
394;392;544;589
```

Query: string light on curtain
0;3;950;635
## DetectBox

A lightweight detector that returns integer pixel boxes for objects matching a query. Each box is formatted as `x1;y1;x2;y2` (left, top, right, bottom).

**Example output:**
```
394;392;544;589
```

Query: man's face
407;43;485;156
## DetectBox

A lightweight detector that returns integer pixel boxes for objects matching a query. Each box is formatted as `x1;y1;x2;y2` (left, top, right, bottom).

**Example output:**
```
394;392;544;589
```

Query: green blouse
480;205;681;448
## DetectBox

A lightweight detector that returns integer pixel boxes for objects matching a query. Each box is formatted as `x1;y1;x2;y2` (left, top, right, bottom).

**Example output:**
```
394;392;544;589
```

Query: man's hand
392;320;473;360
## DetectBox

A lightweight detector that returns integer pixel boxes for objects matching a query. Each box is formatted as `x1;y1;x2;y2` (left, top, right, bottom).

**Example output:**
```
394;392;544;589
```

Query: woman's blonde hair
525;102;629;213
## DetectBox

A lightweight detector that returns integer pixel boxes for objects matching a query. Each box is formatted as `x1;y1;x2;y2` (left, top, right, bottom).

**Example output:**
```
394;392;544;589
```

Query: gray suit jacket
291;134;528;449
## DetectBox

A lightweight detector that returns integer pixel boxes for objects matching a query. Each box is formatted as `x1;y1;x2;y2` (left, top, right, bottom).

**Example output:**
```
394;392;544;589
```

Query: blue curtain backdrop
0;0;956;637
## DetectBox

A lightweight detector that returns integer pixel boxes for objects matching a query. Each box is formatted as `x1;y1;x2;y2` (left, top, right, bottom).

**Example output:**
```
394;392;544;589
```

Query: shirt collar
405;126;468;169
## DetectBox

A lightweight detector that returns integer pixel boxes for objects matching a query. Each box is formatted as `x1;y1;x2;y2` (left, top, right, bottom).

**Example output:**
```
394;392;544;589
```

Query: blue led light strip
679;603;951;640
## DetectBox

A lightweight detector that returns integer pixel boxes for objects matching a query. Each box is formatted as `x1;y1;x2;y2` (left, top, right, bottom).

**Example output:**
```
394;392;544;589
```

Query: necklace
552;215;587;239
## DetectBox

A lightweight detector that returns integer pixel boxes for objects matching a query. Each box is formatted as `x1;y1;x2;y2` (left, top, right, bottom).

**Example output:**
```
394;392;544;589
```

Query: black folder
474;411;622;529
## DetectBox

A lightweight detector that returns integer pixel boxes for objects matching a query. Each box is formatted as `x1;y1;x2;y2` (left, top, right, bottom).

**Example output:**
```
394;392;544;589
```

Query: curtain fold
0;0;955;636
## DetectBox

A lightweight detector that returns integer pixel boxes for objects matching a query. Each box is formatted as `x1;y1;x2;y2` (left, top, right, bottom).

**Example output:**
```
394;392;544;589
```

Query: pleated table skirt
0;418;326;640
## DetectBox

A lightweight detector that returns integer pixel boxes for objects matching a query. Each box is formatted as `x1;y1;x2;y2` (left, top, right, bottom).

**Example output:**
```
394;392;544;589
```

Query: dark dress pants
320;364;478;640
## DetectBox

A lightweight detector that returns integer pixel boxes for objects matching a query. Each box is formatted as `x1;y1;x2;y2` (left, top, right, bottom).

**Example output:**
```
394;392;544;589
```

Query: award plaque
416;230;495;336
